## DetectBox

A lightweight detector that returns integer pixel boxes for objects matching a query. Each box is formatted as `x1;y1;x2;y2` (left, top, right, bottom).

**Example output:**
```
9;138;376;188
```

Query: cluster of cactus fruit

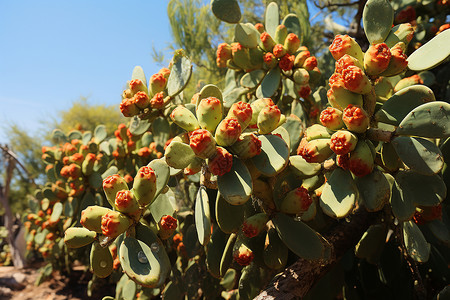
20;0;450;299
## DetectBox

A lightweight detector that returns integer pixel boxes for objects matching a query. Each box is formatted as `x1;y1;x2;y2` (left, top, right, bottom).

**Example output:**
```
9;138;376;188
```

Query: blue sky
0;1;173;143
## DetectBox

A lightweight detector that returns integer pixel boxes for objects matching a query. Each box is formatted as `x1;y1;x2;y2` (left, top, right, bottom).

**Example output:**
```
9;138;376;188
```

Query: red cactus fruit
231;133;262;159
342;65;372;94
330;130;358;155
227;101;252;129
273;44;287;58
364;43;392;76
134;91;150;109
216;43;232;68
189;129;217;159
279;53;295;71
119;98;139;117
150;92;165;109
294;50;310;67
150;73;167;94
284;33;300;54
234;244;254;266
335;54;363;74
129;79;146;94
302;56;317;71
342;105;369;133
263;52;277;68
208;147;233;176
329;35;364;62
215;117;242;146
320;107;344;130
261;32;276;52
280;186;313;214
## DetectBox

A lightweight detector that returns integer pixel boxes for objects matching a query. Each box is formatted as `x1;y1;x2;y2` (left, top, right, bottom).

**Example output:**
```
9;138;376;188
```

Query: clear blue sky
0;1;173;143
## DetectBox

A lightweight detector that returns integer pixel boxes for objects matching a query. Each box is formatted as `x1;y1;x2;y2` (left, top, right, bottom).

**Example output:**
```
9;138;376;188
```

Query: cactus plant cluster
18;0;450;299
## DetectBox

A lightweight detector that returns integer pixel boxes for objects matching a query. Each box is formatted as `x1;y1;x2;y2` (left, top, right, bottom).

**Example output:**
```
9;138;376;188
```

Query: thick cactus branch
255;208;379;299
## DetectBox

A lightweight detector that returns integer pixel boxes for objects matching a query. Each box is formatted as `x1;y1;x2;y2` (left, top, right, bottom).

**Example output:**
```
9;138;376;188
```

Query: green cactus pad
273;213;324;260
217;157;252;205
206;227;229;278
263;227;288;270
251;134;289;177
90;241;113;278
362;0;393;44
390;178;415;222
165;141;195;169
355;224;388;264
50;202;63;224
152;117;171;148
396;101;450;138
195;187;212;246
264;2;279;38
395;171;446;208
220;233;237;277
197;84;223;107
355;169;391;212
150;189;177;225
239;264;265;300
256;67;281;98
82;131;92;145
403;220;430;263
94;125;107;143
129;115;151;136
211;0;241;24
240;70;265;88
215;192;245;234
64;227;96;248
427;218;450;245
375;85;435;126
220;269;237;290
380;142;400;172
223;87;248;109
282;116;303;153
271;126;290;150
122;280;137;300
51;129;67;144
407;30;450;71
282;14;302;44
167;50;193;97
272;169;302;210
235;23;260;49
147;158;171;200
68;130;82;141
119;236;167;288
289;155;321;179
131;66;147;88
392;136;444;175
320;168;359;219
170;106;200;132
101;166;118;180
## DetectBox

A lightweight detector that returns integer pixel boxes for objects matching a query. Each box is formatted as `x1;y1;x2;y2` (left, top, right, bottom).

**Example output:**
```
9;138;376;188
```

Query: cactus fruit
347;140;375;177
279;186;313;214
284;33;300;54
80;206;111;233
327;79;364;110
364;43;391;76
230;133;262;159
294;50;310;67
197;97;223;133
320;107;344;130
158;215;178;240
115;190;140;215
250;98;275;126
129;79;148;95
101;211;132;238
232;43;251;70
342;105;369;133
233;244;254;266
119;98;140;117
261;32;276;52
215;117;242;147
227;101;252;129
133;166;157;207
150;92;165;109
257;105;281;134
273;44;287;58
242;213;269;238
103;175;129;208
380;42;408;76
149;73;167;95
329;35;364;62
341;66;372;94
278;53;295;71
302;56;317;71
299;139;333;163
293;68;310;85
133;91;150;109
305;124;332;141
64;227;96;248
263;52;277;68
208;147;233;176
216;43;232;68
189;129;217;159
330;130;358;155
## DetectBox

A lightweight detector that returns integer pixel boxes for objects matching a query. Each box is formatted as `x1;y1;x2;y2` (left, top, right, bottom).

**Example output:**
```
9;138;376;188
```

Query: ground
0;263;114;300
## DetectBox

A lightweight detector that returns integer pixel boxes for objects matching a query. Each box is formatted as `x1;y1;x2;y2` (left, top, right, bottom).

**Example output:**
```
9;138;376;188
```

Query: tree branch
313;0;360;10
255;208;379;299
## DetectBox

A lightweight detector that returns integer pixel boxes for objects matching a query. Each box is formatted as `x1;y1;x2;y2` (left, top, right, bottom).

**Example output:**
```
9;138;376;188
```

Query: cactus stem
366;128;394;143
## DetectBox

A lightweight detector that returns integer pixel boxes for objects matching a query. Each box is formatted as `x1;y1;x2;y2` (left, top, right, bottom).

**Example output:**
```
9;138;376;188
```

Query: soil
0;263;115;300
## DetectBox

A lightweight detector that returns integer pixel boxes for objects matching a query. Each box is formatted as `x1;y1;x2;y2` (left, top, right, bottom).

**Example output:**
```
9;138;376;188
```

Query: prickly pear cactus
22;1;450;299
